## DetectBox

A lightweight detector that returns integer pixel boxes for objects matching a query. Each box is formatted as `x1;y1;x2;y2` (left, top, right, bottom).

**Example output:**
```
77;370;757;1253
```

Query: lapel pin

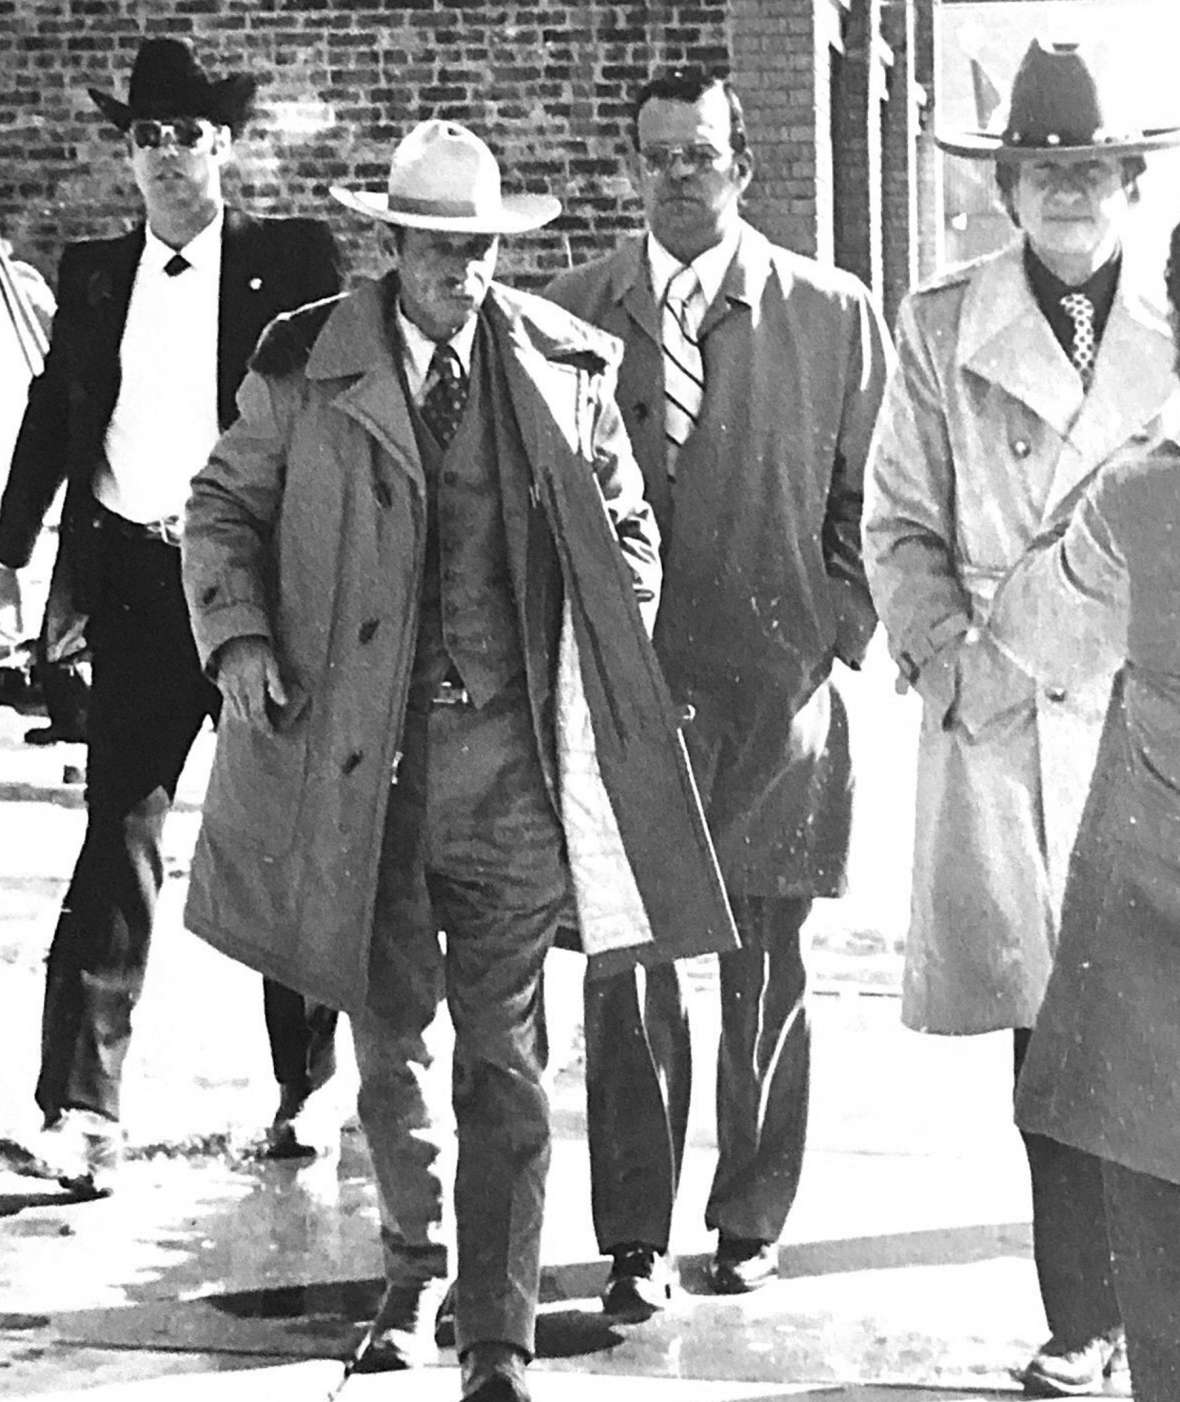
249;276;263;291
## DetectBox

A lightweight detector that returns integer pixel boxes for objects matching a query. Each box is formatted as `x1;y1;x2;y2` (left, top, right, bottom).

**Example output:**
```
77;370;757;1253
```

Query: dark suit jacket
0;208;341;650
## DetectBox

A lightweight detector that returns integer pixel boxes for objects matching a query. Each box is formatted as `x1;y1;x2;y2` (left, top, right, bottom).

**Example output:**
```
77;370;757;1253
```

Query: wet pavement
0;664;1129;1401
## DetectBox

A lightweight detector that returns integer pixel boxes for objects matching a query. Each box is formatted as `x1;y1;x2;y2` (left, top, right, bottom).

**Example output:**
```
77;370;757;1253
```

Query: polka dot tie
1060;292;1096;389
421;344;468;447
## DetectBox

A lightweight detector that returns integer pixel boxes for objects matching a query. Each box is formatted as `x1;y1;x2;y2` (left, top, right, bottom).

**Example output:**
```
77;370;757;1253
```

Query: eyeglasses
638;144;729;176
130;117;212;151
1023;159;1125;194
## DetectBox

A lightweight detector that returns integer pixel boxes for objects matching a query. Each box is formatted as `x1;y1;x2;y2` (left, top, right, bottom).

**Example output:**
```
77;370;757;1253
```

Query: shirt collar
646;224;740;308
143;206;224;276
1023;240;1122;316
395;301;479;385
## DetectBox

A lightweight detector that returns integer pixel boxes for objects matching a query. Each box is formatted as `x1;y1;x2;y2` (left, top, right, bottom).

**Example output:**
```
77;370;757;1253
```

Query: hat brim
935;127;1180;161
88;88;133;132
330;186;560;235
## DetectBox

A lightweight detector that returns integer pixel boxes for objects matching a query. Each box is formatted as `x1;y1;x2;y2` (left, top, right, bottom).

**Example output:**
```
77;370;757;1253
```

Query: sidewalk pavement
0;697;1125;1402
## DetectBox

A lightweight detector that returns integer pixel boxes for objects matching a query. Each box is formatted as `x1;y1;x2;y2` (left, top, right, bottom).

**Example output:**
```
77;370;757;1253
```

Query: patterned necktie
1060;291;1097;389
164;252;190;277
662;264;706;475
421;344;468;447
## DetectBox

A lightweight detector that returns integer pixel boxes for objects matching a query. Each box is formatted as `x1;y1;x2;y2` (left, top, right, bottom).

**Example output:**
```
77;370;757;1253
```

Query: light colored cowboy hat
936;38;1180;162
330;120;561;234
88;37;257;136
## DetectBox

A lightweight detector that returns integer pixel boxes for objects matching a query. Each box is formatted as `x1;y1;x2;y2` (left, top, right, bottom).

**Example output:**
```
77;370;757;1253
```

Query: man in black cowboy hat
865;38;1180;1398
180;117;737;1402
0;36;343;1195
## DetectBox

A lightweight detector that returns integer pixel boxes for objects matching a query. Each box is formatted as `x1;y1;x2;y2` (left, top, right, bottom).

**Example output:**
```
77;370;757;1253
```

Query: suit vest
407;322;527;708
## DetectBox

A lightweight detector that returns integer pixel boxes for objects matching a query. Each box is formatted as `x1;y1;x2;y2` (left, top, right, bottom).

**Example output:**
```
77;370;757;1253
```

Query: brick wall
2;0;931;303
2;0;729;290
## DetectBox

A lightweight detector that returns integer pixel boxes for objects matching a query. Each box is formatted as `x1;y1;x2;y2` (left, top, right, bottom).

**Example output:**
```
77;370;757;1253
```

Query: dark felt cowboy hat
88;37;257;136
936;39;1180;162
331;119;560;235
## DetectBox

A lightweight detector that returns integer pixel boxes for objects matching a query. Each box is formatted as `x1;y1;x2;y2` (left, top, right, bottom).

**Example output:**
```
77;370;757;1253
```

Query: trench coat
181;277;738;1014
863;240;1175;1034
547;223;891;895
987;431;1180;1184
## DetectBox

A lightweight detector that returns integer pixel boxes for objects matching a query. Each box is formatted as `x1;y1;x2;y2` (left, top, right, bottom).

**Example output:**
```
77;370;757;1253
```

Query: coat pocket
203;706;310;856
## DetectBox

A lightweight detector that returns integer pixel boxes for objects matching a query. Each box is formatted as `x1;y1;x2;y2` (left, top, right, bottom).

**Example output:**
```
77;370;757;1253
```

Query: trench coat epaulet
908;251;988;301
250;293;346;379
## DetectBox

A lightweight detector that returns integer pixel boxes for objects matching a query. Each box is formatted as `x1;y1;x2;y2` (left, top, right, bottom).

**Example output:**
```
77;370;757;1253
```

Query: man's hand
214;635;288;731
0;565;24;648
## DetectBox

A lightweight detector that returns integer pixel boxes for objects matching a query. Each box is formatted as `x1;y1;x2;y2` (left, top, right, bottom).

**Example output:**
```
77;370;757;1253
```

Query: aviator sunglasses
130;117;212;150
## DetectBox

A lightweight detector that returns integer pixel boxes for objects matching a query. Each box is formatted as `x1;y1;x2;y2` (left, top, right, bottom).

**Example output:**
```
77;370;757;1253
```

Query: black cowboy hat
87;37;257;136
936;39;1180;162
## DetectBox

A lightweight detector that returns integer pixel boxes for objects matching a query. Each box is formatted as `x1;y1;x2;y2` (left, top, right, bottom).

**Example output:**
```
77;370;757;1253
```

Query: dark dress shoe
1021;1330;1127;1396
709;1236;777;1294
460;1341;530;1401
601;1243;674;1322
350;1279;444;1372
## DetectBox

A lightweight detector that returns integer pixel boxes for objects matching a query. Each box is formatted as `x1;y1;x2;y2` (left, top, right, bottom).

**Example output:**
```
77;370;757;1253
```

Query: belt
95;502;181;547
432;679;472;707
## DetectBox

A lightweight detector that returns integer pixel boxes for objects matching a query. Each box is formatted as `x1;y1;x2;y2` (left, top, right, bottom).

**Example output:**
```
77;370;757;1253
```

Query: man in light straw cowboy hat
864;37;1180;1397
181;118;737;1401
0;35;342;1196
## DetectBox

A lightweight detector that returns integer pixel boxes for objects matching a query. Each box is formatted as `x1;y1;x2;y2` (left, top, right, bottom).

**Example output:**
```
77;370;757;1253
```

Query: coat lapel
1042;272;1174;518
957;244;1083;440
83;227;143;428
305;278;424;494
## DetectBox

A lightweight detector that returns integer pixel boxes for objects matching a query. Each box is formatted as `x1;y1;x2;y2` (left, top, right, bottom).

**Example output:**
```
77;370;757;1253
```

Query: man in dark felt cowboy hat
865;38;1180;1399
0;35;343;1195
180;116;737;1401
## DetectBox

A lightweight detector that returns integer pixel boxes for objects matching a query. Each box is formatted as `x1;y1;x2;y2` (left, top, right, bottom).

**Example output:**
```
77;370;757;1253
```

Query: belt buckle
433;679;471;707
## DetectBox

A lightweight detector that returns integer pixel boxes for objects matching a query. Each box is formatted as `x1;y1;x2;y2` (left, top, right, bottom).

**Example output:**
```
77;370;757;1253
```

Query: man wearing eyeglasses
546;67;891;1311
0;37;342;1196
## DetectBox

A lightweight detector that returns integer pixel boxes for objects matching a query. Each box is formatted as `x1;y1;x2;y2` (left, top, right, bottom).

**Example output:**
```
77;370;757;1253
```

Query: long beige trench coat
864;240;1175;1034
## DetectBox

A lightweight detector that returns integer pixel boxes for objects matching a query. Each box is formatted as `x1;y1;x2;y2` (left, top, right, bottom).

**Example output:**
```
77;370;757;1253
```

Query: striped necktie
662;264;706;475
1060;291;1097;390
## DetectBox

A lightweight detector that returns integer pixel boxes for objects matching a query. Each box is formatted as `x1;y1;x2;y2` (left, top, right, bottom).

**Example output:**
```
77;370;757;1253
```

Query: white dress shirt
395;301;478;404
646;225;740;313
94;210;224;524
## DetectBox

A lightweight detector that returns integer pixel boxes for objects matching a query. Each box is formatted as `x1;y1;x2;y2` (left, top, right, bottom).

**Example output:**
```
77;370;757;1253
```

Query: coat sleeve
824;281;893;668
0;244;81;569
182;368;295;669
587;359;661;635
989;477;1129;689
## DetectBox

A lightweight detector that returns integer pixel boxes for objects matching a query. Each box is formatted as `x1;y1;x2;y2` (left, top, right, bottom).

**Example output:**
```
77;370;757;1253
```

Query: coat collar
609;220;770;345
957;240;1175;518
301;276;620;486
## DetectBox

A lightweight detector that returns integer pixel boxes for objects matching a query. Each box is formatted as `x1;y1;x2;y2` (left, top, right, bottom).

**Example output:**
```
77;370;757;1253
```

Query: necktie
420;344;468;447
662;264;706;475
164;252;190;277
1060;291;1096;389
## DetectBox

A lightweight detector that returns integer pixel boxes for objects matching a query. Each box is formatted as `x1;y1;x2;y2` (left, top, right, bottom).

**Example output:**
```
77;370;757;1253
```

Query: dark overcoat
989;436;1180;1185
181;278;739;1013
0;209;342;656
547;223;891;896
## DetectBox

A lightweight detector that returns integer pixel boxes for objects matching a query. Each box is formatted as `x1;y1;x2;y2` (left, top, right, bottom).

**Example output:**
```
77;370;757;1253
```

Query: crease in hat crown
935;38;1180;161
331;119;561;234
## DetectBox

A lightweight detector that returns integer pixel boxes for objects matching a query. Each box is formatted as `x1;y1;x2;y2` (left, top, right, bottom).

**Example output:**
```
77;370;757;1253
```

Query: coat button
358;619;379;644
342;750;363;774
1012;439;1031;458
633;402;649;422
1044;685;1067;703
